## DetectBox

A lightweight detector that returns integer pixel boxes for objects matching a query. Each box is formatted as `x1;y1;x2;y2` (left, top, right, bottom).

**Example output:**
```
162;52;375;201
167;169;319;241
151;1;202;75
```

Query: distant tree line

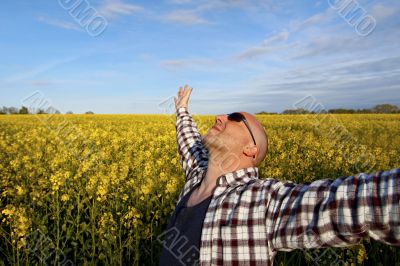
0;106;94;115
2;104;398;115
257;104;400;115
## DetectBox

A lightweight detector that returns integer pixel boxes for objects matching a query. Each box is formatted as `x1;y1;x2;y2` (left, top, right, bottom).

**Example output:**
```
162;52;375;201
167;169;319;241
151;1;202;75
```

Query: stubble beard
202;133;239;172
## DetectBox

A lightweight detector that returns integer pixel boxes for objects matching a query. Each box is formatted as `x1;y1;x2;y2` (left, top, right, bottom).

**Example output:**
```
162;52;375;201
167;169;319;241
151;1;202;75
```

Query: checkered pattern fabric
175;107;400;265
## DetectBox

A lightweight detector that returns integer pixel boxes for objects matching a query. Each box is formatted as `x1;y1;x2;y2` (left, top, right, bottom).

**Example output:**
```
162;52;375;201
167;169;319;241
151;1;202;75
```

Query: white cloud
195;0;282;12
28;80;52;87
98;0;143;20
38;1;143;30
169;0;193;4
232;7;338;61
163;0;280;26
369;4;397;21
37;16;83;32
236;47;275;61
235;31;290;60
163;9;209;25
3;56;82;83
293;7;336;31
190;56;400;113
160;58;214;70
263;31;289;45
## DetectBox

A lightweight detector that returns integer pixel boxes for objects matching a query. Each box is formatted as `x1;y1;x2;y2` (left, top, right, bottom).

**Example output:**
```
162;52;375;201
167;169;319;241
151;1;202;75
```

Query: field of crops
1;113;400;265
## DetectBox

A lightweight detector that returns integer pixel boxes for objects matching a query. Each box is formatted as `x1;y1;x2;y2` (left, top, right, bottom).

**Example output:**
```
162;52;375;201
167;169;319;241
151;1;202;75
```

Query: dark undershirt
159;184;212;266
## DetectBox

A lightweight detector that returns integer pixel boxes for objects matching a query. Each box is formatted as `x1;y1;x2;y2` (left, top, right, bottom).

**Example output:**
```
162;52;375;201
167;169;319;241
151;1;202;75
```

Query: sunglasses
227;112;257;146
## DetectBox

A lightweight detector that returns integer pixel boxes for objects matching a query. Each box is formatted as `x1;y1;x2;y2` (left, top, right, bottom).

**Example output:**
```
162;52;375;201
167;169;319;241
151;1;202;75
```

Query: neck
197;159;224;195
198;153;251;194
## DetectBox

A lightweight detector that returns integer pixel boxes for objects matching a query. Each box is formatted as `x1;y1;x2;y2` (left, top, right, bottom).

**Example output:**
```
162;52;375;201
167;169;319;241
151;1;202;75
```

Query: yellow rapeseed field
1;113;399;265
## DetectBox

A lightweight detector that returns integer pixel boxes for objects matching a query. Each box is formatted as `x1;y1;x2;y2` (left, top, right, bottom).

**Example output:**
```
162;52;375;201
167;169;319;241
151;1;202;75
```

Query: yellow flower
122;207;141;229
159;172;167;182
1;205;31;249
357;244;367;264
96;186;108;202
61;194;70;202
166;179;177;194
1;206;15;218
15;185;25;196
121;194;129;201
141;184;151;196
98;212;117;246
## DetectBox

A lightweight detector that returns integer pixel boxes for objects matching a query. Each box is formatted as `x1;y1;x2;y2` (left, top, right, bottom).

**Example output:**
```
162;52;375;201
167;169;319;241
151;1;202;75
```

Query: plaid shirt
175;107;400;265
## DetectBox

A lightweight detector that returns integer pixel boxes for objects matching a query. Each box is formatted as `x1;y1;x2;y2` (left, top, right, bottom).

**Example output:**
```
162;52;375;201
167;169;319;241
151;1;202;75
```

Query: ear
243;145;258;159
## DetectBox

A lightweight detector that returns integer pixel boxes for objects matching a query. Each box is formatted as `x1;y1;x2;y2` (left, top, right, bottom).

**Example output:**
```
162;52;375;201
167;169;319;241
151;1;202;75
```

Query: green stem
56;190;60;266
74;193;80;263
91;198;96;265
119;222;122;266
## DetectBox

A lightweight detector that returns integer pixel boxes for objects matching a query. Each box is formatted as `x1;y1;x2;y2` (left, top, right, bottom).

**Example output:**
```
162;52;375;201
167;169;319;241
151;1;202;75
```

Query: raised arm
265;168;400;251
175;85;208;181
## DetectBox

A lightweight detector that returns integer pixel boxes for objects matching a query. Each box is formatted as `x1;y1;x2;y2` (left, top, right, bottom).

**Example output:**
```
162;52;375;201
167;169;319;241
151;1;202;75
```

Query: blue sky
1;0;399;114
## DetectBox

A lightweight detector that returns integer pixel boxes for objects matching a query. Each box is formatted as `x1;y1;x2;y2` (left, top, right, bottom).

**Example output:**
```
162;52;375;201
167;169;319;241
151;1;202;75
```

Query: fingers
178;85;192;97
175;84;193;109
182;85;192;96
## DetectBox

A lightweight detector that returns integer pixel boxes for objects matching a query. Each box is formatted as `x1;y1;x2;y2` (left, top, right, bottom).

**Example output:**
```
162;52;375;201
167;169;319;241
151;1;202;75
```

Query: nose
215;114;225;125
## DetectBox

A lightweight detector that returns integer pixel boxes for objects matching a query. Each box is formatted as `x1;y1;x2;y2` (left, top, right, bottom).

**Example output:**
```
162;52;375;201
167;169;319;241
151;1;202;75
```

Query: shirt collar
216;167;259;187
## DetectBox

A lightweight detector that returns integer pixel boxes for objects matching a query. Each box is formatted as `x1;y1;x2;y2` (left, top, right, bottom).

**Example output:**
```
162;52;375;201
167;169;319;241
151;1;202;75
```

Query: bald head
241;112;268;166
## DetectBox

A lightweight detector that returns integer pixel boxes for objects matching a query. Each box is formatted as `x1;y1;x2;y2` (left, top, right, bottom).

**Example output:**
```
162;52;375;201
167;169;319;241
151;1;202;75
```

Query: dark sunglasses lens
228;112;244;122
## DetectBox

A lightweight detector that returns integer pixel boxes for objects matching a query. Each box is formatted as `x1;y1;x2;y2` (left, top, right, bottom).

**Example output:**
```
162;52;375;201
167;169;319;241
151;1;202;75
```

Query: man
159;85;400;265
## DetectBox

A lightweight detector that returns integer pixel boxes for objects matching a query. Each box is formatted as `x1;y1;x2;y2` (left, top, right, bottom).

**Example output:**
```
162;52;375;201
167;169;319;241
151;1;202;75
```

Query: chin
202;132;216;149
202;131;225;152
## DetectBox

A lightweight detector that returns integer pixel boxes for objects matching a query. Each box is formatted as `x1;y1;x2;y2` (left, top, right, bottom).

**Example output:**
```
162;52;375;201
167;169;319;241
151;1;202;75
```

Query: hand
174;85;193;110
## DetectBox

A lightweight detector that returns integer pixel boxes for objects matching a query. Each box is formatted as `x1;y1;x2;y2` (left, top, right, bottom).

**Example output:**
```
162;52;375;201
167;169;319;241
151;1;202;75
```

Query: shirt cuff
176;107;188;115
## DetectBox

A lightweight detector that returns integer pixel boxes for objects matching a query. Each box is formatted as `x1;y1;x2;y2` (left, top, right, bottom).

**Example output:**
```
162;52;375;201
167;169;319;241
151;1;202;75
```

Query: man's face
202;113;255;157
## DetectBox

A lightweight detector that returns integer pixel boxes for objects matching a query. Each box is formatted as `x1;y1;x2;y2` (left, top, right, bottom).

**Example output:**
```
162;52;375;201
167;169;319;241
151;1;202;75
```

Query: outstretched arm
265;168;400;251
175;85;208;182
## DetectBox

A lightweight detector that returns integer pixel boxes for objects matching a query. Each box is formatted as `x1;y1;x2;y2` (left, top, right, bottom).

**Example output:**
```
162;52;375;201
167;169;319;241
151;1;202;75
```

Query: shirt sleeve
265;168;400;251
176;107;208;181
